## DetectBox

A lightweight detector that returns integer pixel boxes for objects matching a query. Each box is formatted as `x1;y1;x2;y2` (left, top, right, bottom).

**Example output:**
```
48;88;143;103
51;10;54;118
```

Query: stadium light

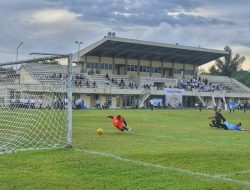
75;40;83;62
16;41;23;61
106;32;116;38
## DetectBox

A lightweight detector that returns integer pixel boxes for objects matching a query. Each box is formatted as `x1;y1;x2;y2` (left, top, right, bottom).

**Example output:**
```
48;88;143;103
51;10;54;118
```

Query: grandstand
5;36;250;109
73;36;250;109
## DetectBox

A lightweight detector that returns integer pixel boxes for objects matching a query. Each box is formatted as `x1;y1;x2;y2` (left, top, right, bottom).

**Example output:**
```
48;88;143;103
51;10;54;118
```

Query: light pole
75;40;83;62
16;41;23;61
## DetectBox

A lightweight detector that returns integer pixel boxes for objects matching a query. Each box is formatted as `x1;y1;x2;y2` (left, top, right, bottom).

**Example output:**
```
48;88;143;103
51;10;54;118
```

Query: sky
0;0;250;71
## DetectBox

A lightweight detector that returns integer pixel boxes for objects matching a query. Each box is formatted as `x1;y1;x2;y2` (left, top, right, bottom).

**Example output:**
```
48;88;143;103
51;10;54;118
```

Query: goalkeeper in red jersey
106;114;133;132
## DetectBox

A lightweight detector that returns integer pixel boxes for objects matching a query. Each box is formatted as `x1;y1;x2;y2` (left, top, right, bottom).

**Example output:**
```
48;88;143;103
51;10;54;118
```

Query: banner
164;88;183;108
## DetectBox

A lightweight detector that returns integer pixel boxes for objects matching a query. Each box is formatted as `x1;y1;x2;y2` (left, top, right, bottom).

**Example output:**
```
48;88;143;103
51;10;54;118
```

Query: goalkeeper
106;114;133;132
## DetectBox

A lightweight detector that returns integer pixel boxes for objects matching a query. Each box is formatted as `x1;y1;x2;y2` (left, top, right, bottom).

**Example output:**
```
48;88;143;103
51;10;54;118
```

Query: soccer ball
97;128;104;135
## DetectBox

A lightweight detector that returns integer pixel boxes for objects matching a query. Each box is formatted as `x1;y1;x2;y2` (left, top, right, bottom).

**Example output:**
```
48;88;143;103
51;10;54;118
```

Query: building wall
114;58;125;65
151;60;162;78
83;55;197;79
76;93;121;109
163;62;173;68
127;59;139;76
86;56;99;63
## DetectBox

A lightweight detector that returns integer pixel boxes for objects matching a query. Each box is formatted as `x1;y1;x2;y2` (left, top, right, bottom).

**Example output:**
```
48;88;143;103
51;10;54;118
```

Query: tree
209;65;220;75
233;70;250;88
209;46;245;77
197;68;207;75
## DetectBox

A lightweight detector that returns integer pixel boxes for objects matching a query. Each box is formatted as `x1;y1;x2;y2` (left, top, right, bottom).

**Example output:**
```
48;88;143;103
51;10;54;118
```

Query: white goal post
0;54;73;153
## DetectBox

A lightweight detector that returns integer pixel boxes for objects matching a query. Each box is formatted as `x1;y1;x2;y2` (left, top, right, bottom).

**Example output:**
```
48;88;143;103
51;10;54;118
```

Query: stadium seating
21;62;250;107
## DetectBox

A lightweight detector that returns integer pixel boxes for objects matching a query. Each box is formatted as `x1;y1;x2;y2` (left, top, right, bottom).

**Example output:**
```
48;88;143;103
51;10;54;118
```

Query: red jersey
112;115;125;130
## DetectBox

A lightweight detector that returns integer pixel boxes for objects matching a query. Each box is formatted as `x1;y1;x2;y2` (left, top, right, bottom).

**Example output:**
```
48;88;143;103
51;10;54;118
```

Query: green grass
1;109;250;189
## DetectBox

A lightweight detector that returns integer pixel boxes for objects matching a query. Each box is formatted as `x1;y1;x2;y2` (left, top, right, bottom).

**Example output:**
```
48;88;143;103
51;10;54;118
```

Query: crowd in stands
143;83;178;90
179;77;220;92
74;74;85;87
26;65;229;93
143;84;152;89
51;72;64;80
0;74;20;83
88;68;100;75
105;73;138;89
73;73;97;88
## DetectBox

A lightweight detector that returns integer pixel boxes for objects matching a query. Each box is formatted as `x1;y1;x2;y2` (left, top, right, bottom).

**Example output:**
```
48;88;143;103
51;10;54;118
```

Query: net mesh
0;57;69;153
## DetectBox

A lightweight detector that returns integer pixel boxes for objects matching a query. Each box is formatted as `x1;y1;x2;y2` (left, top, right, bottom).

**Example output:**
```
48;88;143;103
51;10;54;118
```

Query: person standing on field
198;101;203;112
243;101;248;113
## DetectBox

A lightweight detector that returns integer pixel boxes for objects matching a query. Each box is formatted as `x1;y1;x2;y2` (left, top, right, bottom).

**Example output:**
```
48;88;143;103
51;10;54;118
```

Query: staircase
221;96;228;110
137;88;151;108
211;94;228;110
197;95;205;106
212;95;216;107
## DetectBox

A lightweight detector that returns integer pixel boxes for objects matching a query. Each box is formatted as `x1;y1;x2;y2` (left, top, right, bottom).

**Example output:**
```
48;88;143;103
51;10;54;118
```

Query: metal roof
76;37;228;66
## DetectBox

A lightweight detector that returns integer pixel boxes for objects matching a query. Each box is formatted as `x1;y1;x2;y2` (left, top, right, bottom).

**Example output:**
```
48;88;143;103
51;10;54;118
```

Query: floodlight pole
16;41;23;61
75;40;83;62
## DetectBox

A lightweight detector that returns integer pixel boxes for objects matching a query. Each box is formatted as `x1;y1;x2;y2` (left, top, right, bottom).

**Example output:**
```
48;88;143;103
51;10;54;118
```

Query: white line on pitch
74;148;250;187
215;170;250;177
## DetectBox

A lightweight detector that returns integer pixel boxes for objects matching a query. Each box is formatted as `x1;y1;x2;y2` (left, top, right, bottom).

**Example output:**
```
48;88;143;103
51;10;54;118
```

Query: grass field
1;109;250;190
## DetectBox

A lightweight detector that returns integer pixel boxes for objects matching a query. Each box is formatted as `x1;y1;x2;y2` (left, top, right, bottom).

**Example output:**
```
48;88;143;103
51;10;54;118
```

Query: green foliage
1;110;250;189
233;70;250;87
209;46;245;77
209;65;220;75
197;68;207;75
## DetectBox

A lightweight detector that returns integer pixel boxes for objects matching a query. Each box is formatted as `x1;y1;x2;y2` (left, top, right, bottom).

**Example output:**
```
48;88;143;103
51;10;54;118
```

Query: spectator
102;102;108;109
86;80;90;87
105;73;110;80
92;80;97;88
244;101;248;113
198;101;203;111
96;99;101;109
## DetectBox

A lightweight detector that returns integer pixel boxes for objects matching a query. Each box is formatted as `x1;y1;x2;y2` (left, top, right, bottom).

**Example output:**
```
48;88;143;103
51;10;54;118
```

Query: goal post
66;54;73;148
0;54;73;154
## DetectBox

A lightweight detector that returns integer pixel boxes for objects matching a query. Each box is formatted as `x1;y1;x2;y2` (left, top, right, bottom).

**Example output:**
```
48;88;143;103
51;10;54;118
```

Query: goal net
0;55;72;153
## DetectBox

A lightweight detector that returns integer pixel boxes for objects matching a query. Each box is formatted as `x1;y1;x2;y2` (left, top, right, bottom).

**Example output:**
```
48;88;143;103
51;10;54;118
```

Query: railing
137;88;151;108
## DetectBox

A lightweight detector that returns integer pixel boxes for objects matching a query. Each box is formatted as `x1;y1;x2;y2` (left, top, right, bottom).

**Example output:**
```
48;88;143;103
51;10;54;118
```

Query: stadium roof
76;37;229;66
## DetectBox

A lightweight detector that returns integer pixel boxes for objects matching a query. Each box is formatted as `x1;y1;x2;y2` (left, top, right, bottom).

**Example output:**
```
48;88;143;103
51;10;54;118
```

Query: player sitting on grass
106;114;133;132
208;109;225;128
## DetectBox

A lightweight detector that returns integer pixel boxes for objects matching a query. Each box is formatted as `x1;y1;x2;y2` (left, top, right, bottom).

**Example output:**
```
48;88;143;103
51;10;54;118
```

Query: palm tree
209;46;245;77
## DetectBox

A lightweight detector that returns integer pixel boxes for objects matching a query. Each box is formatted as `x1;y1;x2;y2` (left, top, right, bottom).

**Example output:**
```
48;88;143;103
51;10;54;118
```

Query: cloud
0;0;249;69
47;0;233;28
0;47;12;54
30;9;82;24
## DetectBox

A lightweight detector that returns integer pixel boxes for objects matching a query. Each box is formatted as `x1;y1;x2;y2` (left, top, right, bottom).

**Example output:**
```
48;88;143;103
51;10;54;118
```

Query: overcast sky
1;0;250;70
